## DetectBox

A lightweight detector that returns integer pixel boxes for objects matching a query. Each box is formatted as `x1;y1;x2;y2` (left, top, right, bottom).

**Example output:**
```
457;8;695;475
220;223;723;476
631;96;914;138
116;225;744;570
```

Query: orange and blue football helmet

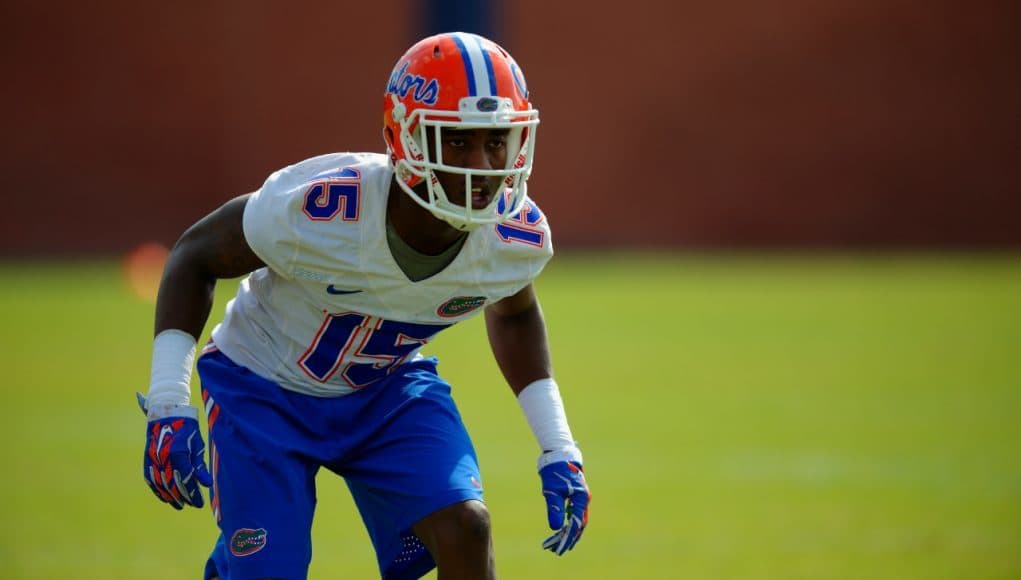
383;32;539;231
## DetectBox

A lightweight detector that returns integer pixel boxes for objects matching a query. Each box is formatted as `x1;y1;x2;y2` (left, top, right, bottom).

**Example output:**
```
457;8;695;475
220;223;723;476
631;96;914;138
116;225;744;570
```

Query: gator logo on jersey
230;528;268;557
437;296;487;318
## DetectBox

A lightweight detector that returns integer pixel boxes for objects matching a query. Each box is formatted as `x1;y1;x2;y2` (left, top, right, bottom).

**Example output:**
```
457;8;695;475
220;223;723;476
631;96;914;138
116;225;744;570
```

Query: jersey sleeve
242;167;305;280
493;195;555;294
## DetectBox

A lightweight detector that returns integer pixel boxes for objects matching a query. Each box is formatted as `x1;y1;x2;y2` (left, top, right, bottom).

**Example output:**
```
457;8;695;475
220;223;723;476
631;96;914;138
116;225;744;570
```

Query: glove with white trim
538;446;590;555
138;392;212;510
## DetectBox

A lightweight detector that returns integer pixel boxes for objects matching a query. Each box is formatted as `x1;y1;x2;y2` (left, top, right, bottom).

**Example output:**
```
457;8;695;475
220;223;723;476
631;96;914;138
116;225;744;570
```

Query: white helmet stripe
450;32;496;97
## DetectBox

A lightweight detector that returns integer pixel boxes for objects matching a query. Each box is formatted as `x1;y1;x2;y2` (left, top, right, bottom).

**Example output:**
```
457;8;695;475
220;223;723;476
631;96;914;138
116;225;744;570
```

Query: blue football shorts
195;347;485;580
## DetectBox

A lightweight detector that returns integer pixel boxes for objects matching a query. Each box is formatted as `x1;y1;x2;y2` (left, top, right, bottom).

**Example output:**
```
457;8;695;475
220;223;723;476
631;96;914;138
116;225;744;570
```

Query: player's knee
415;499;493;559
451;500;491;546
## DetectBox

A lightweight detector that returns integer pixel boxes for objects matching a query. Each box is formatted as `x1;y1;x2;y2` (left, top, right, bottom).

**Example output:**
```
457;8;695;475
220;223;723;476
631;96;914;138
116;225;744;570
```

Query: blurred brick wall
1;1;408;256
1;1;1018;255
507;0;1020;248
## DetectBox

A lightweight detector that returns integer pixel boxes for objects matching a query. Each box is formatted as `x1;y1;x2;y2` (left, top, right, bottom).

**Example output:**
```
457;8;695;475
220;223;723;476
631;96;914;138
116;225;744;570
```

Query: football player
139;32;590;580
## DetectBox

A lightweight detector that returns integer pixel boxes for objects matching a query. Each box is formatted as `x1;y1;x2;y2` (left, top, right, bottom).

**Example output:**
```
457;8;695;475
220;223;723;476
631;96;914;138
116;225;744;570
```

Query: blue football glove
538;446;590;555
137;392;213;510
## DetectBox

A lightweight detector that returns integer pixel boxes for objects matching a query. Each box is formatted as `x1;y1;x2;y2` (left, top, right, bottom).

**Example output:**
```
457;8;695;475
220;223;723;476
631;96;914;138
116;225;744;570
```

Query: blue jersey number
298;313;451;387
302;169;361;221
496;197;545;247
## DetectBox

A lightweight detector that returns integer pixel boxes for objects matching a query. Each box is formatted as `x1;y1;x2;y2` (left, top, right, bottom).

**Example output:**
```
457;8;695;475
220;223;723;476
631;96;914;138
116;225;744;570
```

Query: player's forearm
153;194;263;340
154;239;217;340
487;299;577;454
485;300;554;395
145;236;217;410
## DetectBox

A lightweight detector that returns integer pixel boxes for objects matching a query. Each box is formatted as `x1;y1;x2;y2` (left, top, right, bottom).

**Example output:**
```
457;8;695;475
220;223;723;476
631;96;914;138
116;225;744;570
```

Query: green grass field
1;253;1019;579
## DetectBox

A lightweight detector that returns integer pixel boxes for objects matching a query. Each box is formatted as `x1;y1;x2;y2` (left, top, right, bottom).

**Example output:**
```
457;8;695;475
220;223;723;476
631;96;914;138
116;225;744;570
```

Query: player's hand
538;446;590;555
138;393;213;510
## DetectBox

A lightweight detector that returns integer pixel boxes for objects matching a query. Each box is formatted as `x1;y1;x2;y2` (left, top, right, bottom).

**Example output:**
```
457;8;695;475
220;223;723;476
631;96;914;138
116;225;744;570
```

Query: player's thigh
199;352;320;577
342;373;484;526
207;409;319;577
335;369;486;576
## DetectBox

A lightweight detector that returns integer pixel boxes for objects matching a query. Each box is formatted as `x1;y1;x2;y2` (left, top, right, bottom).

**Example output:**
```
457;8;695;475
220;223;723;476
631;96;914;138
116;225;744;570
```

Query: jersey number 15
298;312;451;388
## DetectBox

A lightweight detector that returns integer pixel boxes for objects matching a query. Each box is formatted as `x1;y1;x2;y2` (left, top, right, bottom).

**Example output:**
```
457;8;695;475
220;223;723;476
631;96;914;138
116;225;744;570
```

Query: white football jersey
209;152;554;397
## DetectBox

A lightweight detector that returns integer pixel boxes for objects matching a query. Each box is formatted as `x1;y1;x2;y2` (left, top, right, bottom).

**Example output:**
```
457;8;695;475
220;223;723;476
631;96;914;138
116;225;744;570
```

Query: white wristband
147;329;197;413
517;377;576;454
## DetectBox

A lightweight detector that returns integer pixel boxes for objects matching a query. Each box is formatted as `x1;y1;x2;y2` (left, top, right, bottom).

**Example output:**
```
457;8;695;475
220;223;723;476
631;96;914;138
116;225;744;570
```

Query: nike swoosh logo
326;285;363;295
156;425;174;454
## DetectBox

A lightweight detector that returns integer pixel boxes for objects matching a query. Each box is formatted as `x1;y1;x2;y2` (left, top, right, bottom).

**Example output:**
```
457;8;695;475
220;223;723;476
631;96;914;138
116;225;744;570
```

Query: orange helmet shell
382;32;539;230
